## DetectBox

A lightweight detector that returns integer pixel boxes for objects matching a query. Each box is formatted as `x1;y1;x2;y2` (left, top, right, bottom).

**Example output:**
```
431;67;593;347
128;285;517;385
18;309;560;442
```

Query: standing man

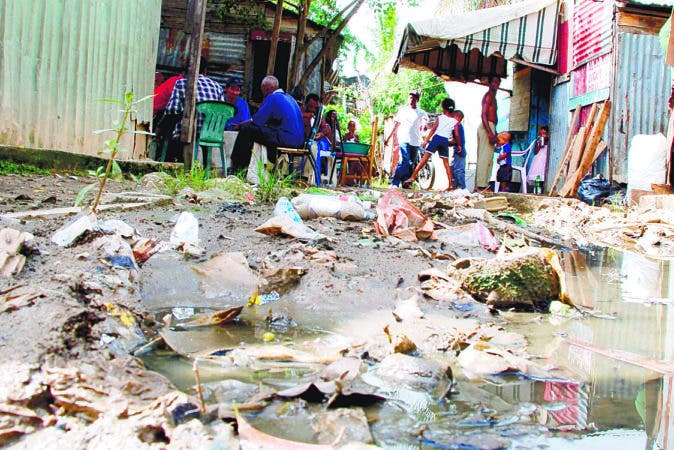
229;75;304;173
224;80;251;131
475;76;500;191
384;91;428;187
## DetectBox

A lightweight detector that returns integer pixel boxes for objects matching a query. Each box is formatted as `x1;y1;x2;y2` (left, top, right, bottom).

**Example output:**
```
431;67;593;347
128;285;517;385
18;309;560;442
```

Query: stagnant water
141;248;673;449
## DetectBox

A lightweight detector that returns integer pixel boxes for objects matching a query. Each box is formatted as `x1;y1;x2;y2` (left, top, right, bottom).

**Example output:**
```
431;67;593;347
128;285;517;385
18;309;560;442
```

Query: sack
496;165;512;182
577;174;619;205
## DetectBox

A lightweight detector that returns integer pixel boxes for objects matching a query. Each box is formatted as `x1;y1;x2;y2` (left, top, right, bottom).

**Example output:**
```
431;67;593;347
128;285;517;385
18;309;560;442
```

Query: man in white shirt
384;91;429;187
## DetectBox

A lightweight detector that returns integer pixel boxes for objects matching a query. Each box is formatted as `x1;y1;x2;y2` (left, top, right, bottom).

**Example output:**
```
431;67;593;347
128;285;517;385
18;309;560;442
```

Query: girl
405;97;460;190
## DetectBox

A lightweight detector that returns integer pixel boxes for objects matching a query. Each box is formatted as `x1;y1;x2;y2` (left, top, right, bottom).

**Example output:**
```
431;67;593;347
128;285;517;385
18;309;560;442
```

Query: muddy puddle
140;247;673;449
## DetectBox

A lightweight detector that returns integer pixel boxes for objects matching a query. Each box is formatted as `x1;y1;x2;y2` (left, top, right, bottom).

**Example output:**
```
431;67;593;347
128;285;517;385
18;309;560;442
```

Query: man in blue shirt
230;75;304;172
224;81;251;131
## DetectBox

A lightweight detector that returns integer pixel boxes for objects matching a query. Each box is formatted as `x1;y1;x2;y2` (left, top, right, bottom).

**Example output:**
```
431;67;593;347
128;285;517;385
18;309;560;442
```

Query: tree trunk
290;0;310;88
180;0;207;169
296;0;364;89
267;0;284;76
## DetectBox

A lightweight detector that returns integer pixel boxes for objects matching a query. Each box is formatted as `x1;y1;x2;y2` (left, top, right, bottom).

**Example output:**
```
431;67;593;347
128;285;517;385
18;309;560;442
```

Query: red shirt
153;74;183;115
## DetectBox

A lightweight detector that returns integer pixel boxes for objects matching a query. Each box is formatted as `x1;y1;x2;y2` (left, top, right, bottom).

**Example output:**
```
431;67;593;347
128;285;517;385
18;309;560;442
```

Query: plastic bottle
291;193;375;221
274;197;303;223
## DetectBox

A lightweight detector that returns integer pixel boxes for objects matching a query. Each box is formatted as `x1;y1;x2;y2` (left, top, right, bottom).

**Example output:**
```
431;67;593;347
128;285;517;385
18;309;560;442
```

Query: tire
417;161;435;190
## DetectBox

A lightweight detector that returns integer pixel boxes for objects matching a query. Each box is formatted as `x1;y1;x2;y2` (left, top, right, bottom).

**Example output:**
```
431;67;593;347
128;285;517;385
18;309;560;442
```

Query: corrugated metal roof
0;0;161;157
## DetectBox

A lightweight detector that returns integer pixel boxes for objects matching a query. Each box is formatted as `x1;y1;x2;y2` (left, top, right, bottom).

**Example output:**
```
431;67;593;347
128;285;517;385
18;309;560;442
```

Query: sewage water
141;248;674;449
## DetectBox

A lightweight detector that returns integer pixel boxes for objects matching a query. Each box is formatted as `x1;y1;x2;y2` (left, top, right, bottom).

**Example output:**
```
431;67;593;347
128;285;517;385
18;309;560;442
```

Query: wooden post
267;0;284;77
180;0;207;169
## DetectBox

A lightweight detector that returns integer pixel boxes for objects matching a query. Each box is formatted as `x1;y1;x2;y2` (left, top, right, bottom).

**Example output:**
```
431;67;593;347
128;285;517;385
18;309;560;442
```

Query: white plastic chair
494;140;535;193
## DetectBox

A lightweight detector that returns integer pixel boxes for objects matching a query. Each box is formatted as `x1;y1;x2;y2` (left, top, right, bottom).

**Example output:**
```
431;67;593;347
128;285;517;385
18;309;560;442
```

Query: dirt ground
0;172;672;448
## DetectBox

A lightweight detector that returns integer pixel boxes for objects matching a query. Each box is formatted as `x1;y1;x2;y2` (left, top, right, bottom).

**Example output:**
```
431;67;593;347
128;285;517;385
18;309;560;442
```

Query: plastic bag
576;174;618;205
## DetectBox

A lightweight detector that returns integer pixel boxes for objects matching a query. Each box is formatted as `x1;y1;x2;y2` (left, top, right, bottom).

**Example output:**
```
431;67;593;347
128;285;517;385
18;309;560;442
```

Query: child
405;97;460;190
527;125;548;193
451;110;466;189
495;131;512;192
343;120;359;143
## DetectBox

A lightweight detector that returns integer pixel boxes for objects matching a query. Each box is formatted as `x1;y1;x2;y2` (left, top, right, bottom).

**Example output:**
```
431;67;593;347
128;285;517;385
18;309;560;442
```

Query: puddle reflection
140;247;673;449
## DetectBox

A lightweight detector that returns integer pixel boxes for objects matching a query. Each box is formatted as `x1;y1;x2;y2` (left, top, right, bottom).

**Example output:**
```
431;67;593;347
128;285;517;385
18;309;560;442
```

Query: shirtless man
475;76;500;191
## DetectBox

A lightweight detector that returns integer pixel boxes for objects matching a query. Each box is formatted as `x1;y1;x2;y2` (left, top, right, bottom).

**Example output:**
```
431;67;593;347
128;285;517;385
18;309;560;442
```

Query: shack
0;0;342;162
393;0;560;188
550;0;672;186
157;0;342;106
395;0;674;192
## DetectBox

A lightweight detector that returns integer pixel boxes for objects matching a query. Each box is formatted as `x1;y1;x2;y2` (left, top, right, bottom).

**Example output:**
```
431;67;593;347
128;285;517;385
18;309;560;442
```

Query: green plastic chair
194;101;236;177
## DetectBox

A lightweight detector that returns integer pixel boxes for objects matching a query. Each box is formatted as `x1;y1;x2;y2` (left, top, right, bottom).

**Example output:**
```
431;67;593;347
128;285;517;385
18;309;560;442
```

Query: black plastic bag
577;174;618;205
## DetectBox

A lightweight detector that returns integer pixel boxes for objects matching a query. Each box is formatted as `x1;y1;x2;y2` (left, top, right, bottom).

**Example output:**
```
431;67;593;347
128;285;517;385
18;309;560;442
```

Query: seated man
165;57;225;140
224;80;251;131
230;75;305;173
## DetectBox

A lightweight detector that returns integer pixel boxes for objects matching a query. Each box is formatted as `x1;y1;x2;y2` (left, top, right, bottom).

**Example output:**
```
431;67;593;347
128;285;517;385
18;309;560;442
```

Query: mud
0;172;672;448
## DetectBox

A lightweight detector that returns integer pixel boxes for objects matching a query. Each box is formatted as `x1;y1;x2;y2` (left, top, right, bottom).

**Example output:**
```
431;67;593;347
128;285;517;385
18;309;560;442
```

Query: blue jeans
452;154;466;189
392;143;421;186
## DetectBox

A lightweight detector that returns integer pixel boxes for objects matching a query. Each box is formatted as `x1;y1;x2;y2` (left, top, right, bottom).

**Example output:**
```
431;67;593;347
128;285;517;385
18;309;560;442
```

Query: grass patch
0;160;51;176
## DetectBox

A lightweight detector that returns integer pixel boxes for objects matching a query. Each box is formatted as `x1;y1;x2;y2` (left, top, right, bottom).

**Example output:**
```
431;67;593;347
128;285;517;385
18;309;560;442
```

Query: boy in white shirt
406;97;461;190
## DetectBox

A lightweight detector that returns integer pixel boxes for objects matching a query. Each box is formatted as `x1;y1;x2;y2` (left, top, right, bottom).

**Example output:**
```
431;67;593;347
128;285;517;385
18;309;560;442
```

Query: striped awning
394;0;560;81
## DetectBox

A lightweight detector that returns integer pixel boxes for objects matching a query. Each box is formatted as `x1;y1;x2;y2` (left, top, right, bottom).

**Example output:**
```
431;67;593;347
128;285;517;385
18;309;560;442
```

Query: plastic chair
193;101;236;177
337;116;378;187
152;113;180;162
494;139;535;193
277;104;323;186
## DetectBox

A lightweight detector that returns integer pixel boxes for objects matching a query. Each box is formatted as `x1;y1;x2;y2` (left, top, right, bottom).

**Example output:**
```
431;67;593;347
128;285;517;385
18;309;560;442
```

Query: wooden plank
590;140;607;165
549;105;580;195
557;126;588;197
565;100;611;197
569;103;598;173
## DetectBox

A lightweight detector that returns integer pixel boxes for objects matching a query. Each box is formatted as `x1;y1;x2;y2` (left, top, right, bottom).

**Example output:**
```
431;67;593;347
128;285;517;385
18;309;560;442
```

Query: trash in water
172;306;243;330
248;291;281;306
172;307;195;320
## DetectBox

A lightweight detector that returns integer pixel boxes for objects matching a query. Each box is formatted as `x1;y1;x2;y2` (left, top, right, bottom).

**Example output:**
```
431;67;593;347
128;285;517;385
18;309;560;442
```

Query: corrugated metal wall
572;0;613;67
156;28;247;89
0;0;161;157
548;80;570;188
609;32;671;183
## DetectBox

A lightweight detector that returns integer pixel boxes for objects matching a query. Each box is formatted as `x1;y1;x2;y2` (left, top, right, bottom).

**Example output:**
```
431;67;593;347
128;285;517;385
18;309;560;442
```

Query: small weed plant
252;155;295;203
161;166;210;193
78;91;152;210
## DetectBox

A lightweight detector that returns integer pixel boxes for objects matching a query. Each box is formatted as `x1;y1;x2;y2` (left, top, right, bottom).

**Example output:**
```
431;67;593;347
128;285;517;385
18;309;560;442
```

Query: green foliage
370;69;447;117
88;161;123;181
211;0;269;30
0;160;51;176
86;91;153;211
161;166;210;193
252;156;295;203
75;183;97;207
